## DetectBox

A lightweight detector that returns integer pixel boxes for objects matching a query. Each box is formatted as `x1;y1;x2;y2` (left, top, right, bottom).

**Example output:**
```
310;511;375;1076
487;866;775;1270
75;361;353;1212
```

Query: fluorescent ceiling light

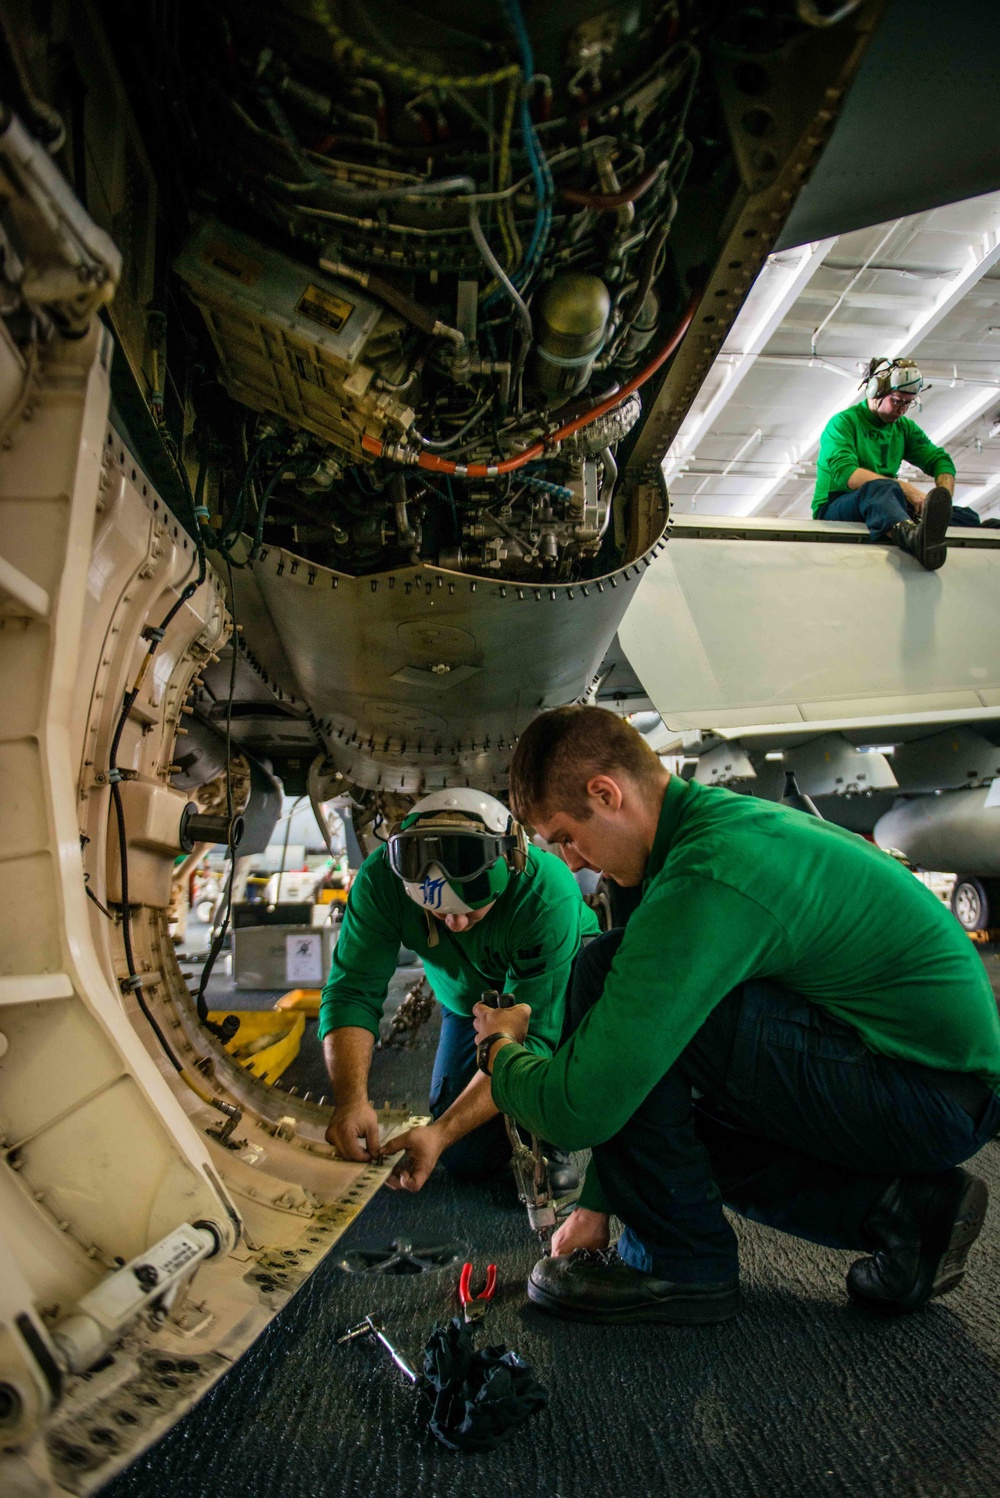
661;237;836;484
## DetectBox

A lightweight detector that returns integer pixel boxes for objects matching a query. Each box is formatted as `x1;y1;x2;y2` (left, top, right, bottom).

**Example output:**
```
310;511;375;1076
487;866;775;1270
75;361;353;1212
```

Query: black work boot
542;1146;580;1198
886;485;952;570
527;1248;741;1325
847;1168;988;1315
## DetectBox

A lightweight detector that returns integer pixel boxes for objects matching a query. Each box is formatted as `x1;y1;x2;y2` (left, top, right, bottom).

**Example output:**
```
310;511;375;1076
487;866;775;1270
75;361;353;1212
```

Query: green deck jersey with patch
319;844;599;1056
492;776;1000;1183
812;400;956;515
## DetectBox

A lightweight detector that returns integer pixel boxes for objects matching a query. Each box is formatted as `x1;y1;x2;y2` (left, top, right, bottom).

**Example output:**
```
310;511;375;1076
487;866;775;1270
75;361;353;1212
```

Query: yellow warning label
203;239;262;286
297;283;354;334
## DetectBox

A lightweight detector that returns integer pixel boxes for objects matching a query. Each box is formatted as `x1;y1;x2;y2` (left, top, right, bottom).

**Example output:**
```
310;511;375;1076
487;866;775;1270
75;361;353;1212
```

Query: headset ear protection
863;357;923;402
864;358;892;401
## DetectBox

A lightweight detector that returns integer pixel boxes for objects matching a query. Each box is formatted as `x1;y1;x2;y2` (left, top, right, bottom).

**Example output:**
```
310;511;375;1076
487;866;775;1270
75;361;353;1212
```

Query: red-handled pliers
458;1261;497;1323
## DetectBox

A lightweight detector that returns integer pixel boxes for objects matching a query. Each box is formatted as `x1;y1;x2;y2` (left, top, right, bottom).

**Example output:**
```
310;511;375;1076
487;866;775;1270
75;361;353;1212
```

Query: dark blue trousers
429;1010;511;1180
572;930;1000;1283
818;479;981;539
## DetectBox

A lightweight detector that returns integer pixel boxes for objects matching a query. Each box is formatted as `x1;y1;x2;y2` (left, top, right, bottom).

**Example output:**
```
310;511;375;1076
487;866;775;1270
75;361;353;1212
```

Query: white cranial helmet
387;788;526;915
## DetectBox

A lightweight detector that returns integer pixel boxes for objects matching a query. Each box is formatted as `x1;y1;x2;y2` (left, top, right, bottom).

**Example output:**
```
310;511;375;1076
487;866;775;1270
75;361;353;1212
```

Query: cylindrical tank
873;787;1000;875
530;274;611;402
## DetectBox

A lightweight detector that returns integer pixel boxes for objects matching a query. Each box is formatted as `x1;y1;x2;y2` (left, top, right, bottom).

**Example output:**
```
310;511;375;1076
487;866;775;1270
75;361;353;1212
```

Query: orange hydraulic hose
360;292;699;477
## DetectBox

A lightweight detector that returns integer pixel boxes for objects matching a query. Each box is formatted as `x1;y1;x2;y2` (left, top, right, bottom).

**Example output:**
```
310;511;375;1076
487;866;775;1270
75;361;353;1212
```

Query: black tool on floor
331;1237;467;1275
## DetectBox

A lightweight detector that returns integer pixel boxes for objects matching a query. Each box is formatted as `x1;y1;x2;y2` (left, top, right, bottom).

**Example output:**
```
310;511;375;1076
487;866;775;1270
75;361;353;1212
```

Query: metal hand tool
336;1314;418;1383
481;991;557;1250
458;1261;497;1323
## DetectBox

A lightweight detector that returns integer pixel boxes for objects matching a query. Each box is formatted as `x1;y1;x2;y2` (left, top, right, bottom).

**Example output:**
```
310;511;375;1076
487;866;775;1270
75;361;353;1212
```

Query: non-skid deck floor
104;944;1000;1498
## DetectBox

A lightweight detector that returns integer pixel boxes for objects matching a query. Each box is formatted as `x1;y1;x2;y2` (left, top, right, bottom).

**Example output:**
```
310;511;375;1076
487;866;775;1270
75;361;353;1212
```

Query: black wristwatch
476;1031;518;1076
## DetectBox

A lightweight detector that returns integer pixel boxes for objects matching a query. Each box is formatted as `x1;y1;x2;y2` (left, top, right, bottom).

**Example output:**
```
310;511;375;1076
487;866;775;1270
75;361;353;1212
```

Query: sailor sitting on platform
813;356;994;571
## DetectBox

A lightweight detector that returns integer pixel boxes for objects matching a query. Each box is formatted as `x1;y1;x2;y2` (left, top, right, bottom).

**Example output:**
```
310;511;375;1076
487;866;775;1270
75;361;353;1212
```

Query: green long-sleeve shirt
812;400;956;515
319;844;599;1057
492;776;1000;1203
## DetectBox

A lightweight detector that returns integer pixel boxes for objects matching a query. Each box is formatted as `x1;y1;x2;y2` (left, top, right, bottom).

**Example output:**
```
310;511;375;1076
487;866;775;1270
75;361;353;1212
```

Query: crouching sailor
321;788;599;1196
473;707;1000;1324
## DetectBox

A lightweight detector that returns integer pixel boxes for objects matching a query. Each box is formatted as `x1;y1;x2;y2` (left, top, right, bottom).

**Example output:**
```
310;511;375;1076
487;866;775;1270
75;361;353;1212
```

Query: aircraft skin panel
620;529;1000;731
0;328;423;1496
231;539;659;796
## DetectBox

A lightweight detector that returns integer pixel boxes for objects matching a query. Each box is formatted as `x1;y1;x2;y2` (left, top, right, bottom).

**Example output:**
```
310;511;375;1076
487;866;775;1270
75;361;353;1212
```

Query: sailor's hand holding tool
472;998;531;1047
326;1099;382;1161
385;1122;447;1192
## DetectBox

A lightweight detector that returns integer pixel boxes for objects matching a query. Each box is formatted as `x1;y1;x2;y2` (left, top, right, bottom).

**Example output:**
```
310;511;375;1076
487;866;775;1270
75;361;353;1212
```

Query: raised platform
620;515;1000;735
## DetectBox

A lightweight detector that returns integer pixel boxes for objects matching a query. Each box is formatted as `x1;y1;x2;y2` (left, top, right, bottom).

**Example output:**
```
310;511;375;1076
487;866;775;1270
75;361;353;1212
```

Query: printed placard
286;932;324;985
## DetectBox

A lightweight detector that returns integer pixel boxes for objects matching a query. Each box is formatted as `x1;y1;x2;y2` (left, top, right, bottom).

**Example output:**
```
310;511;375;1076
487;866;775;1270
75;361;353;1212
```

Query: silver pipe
598;447;618;541
469;205;533;390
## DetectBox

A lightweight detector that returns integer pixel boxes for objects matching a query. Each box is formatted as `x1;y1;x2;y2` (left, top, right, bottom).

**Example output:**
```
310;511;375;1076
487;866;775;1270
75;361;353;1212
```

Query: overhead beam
620;1;886;488
662;238;836;485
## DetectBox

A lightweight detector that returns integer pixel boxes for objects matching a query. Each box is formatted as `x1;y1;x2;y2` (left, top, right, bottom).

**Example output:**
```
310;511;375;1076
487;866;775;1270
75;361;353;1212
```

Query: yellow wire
310;1;521;91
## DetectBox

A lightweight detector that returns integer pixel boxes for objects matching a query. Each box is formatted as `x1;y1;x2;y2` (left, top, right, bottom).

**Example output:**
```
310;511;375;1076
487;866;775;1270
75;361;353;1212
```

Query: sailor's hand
899;480;927;511
550;1207;611;1257
385;1123;445;1192
472;999;531;1045
326;1099;381;1162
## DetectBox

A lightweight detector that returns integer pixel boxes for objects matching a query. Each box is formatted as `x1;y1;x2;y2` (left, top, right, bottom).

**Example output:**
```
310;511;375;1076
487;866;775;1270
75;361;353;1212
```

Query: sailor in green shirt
321;787;598;1194
813;357;989;570
473;707;1000;1326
